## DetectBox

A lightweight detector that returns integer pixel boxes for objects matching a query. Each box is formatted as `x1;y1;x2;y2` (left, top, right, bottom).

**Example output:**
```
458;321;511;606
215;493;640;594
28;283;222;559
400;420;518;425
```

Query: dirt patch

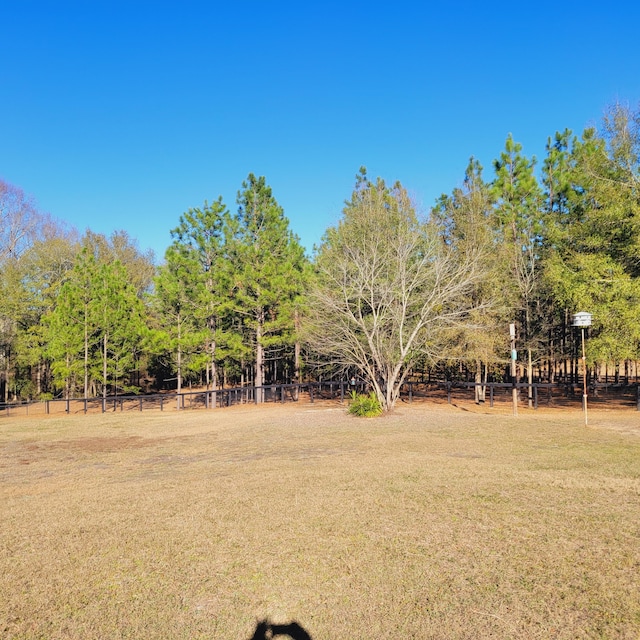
47;435;159;453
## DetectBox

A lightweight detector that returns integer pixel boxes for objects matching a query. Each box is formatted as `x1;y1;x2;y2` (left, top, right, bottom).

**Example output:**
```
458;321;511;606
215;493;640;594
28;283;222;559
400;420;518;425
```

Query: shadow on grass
248;619;313;640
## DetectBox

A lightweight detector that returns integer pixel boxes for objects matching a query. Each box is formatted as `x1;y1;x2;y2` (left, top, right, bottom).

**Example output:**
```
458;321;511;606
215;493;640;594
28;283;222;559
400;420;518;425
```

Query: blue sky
2;1;639;261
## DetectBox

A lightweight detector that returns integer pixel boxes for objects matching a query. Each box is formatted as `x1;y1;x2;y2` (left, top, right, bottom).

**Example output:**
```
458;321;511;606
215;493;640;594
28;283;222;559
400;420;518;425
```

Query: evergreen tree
43;249;98;398
432;158;509;399
544;107;640;374
43;250;147;399
91;260;147;398
231;174;308;401
166;198;234;394
16;233;78;397
491;135;545;400
151;244;209;401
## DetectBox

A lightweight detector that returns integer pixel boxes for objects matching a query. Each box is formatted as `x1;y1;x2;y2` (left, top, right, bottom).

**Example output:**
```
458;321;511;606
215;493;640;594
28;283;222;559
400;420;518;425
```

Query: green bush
348;391;383;417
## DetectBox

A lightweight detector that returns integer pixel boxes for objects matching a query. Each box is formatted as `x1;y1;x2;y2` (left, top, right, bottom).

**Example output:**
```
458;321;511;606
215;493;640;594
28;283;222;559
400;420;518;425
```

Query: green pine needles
348;391;383;418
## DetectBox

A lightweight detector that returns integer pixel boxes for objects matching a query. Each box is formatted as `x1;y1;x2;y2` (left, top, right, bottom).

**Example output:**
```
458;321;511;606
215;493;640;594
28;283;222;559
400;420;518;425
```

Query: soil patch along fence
2;380;640;418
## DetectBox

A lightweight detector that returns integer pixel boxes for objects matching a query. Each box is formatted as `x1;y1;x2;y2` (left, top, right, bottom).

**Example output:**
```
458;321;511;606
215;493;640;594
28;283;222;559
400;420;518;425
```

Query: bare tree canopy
306;169;487;412
0;178;42;264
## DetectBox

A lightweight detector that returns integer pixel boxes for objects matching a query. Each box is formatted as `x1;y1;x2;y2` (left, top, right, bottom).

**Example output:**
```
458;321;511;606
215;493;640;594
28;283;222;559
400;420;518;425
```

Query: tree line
1;103;639;412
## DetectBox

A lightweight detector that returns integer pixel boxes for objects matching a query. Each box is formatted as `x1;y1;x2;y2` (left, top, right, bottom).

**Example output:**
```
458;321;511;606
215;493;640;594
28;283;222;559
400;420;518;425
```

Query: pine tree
543;108;640;374
43;249;98;398
151;244;209;402
491;135;545;402
231;174;308;401
432;158;509;400
43;249;148;399
168;198;234;393
91;260;147;399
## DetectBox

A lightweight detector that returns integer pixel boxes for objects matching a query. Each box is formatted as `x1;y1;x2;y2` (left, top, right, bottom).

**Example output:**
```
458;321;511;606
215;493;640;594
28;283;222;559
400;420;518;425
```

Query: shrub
348;391;383;417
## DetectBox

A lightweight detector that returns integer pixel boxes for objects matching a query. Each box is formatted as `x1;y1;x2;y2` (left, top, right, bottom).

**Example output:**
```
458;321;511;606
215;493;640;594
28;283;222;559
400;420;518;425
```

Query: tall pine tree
230;174;308;401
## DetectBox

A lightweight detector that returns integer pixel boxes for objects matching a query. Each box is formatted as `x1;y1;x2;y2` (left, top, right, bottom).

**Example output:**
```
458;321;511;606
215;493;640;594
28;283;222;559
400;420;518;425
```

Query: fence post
447;381;452;405
139;397;143;412
84;399;87;414
281;385;285;403
534;385;538;410
490;385;494;408
310;385;314;403
409;382;413;403
637;385;640;411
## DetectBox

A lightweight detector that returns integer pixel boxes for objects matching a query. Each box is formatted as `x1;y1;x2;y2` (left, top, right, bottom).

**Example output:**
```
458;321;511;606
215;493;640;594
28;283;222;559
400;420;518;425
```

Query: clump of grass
348;390;382;417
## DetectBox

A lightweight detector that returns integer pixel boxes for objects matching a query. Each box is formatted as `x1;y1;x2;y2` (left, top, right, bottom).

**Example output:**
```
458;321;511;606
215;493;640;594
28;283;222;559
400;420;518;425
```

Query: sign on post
571;312;592;327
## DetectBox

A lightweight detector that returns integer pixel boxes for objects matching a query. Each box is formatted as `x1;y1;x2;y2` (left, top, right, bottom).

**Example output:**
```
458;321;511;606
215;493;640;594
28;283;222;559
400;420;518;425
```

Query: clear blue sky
2;1;639;261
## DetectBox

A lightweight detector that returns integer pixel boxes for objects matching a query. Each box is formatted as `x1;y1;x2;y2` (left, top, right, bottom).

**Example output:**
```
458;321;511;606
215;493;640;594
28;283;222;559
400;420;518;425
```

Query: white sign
572;312;592;327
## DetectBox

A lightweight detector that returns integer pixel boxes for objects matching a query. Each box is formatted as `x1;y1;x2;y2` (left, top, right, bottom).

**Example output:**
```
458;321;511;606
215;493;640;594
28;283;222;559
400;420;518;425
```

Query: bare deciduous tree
306;169;487;413
0;179;41;264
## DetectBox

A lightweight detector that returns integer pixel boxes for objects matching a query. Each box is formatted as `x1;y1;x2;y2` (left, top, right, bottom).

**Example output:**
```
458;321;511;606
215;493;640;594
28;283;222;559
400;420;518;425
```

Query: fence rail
2;380;640;418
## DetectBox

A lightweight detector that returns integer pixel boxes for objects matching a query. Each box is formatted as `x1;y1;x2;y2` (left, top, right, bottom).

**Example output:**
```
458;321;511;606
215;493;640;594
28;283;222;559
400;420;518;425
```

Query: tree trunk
177;316;182;409
294;309;301;385
255;312;264;403
84;306;89;400
3;348;9;403
102;334;108;400
210;338;217;409
527;348;533;409
65;353;70;400
294;340;300;400
474;360;484;403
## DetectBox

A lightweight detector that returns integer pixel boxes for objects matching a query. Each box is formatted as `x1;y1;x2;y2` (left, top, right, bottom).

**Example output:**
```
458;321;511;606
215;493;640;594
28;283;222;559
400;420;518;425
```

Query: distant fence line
2;380;640;417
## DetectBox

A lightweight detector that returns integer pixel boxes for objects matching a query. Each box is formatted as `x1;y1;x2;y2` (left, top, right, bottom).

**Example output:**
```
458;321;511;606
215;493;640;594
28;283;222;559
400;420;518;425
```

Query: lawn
1;402;639;639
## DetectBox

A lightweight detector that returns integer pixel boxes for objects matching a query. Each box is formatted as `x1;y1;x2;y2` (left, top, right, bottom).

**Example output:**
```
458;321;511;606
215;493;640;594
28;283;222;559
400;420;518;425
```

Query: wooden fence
2;380;640;417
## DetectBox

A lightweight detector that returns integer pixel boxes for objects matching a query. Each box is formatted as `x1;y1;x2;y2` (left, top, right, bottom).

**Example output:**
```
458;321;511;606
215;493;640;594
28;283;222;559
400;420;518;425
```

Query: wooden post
581;327;588;425
510;323;518;417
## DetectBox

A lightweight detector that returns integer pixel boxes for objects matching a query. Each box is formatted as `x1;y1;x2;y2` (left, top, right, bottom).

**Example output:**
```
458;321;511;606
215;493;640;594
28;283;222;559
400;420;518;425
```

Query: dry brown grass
1;401;639;639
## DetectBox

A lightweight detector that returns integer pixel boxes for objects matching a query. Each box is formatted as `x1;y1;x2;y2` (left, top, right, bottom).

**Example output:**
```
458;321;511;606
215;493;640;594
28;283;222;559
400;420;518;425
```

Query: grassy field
1;402;639;639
